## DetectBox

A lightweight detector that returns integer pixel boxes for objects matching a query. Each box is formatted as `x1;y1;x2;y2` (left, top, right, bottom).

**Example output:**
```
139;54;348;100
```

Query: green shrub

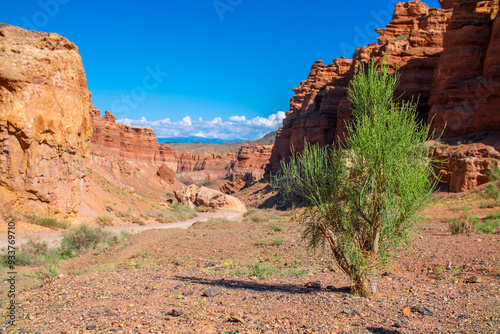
477;218;500;234
271;60;438;298
27;215;68;229
131;217;146;226
486;161;500;203
96;215;114;227
195;205;211;212
145;204;197;224
448;208;478;234
241;261;278;278
485;211;500;220
0;239;53;267
392;34;408;41
242;208;289;223
206;217;231;224
23;259;60;286
268;237;286;246
448;218;463;234
60;224;111;254
253;237;287;247
271;224;287;232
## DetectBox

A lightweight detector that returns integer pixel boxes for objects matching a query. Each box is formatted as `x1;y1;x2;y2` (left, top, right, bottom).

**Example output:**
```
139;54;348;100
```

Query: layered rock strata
221;144;273;194
429;1;500;136
432;141;500;192
0;25;92;217
270;0;454;170
89;108;177;170
269;0;500;193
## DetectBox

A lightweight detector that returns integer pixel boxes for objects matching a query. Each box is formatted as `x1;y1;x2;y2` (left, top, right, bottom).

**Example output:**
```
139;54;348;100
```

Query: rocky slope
0;25;92;217
268;0;500;193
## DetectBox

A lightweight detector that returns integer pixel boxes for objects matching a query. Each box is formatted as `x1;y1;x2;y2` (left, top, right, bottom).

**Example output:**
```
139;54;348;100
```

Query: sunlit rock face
270;0;454;170
269;0;500;193
0;25;92;217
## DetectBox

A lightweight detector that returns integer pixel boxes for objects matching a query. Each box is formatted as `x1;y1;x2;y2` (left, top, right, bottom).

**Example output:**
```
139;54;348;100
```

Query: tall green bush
272;60;438;297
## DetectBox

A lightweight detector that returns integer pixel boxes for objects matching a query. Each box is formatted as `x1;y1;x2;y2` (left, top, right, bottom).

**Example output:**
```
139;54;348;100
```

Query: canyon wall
270;0;454;169
90;108;177;169
219;144;272;194
0;25;92;217
269;0;500;192
429;0;500;136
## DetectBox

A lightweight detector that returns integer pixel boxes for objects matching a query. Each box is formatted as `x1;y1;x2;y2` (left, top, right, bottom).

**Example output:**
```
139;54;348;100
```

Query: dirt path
0;211;244;249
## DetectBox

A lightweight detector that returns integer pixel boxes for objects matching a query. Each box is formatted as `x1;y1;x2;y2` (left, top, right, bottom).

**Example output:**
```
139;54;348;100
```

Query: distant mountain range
162;132;277;155
157;136;243;144
157;132;276;145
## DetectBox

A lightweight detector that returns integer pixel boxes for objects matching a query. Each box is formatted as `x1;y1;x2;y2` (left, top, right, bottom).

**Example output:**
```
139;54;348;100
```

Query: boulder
174;184;246;212
157;164;175;184
432;141;500;192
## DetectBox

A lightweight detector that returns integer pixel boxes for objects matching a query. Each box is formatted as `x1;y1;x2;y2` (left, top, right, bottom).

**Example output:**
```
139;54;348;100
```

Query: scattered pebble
170;309;184;317
411;305;433;316
229;315;244;323
305;281;322;289
203;286;222;297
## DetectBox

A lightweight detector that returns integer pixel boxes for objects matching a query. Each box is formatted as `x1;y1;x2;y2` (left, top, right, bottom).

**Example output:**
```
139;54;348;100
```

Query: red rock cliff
175;152;235;173
429;0;500;136
0;25;92;217
269;0;500;193
270;0;454;170
90;108;176;169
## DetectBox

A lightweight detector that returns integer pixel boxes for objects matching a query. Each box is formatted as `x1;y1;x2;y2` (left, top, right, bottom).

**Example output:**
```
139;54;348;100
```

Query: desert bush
206;217;231;224
145;204;197;223
242;208;290;223
485;211;500;220
27;215;68;229
271;224;287;232
131;217;146;226
254;237;287;247
477;212;500;233
477;220;500;234
448;208;479;234
23;259;60;286
486;161;500;203
272;60;438;297
240;261;278;278
195;205;212;212
60;224;112;254
96;215;114;227
0;239;54;267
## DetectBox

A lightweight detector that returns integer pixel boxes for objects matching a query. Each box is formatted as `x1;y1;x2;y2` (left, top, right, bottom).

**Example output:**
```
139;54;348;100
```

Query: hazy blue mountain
157;136;245;144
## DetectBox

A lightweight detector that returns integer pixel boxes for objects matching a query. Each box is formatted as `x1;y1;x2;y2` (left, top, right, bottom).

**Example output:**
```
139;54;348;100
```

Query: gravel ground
1;206;499;333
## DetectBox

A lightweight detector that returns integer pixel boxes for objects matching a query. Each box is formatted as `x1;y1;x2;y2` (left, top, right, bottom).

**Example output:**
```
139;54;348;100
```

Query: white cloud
116;111;286;141
229;115;246;122
181;116;192;126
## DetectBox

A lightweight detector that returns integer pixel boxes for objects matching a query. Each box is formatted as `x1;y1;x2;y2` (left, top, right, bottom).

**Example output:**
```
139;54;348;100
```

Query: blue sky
2;0;441;141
